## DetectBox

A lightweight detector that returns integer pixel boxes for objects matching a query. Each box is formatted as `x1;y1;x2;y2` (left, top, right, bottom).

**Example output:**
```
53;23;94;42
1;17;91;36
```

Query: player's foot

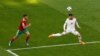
9;43;11;47
26;43;29;46
80;41;86;45
9;41;11;47
48;34;54;38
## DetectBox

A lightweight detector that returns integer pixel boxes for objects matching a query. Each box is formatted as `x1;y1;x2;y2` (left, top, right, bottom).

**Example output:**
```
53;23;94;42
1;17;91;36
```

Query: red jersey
18;18;27;31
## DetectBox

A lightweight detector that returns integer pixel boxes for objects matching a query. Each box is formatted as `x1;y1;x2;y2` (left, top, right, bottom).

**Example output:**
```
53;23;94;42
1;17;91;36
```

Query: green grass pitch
0;0;100;56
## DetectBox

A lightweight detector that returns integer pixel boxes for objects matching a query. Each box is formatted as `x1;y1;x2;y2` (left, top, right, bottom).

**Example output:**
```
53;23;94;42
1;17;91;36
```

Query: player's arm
76;21;80;29
26;23;31;28
63;20;67;32
26;19;31;28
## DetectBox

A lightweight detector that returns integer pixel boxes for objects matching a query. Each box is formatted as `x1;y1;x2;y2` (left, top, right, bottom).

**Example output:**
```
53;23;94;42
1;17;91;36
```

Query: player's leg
72;30;85;45
9;36;17;46
24;29;30;46
48;33;62;38
48;31;68;38
9;30;21;46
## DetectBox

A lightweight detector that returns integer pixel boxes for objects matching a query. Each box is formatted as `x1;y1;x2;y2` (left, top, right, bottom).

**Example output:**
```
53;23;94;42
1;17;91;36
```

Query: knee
12;36;17;40
26;33;30;37
26;32;30;36
61;32;65;36
76;34;81;37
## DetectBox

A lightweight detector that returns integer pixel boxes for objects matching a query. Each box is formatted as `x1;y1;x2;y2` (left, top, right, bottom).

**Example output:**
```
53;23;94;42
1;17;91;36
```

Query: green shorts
16;28;29;37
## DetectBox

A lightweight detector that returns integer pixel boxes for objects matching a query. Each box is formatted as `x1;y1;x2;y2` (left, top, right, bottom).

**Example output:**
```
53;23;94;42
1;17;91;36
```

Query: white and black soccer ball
67;6;72;11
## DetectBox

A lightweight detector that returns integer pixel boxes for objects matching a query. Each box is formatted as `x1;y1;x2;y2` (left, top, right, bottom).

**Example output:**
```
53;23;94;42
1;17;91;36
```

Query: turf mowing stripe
6;50;19;56
8;41;100;51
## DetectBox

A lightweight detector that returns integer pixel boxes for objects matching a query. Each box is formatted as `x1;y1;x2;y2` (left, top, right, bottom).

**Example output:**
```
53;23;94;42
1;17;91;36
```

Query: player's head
68;14;73;20
23;14;28;18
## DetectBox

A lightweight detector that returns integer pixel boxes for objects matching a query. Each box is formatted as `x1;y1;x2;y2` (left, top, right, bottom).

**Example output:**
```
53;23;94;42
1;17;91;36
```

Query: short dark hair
23;14;27;17
68;14;73;16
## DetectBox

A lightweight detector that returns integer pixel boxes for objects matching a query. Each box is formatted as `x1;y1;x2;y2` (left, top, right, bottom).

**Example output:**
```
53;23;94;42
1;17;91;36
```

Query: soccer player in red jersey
9;14;31;46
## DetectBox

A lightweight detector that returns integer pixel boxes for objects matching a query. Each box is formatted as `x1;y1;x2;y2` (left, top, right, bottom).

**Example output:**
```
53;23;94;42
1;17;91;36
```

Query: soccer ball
67;6;72;11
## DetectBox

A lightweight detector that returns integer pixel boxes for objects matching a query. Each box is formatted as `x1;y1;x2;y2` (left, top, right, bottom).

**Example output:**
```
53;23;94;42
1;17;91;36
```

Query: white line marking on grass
6;50;19;56
8;41;100;51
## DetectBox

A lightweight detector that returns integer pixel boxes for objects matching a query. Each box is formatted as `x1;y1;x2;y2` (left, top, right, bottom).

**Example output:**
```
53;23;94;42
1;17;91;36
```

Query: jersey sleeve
75;18;80;28
63;19;68;31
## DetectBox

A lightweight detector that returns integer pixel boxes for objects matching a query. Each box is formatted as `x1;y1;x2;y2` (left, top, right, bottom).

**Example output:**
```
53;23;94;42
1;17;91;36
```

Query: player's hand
26;23;31;28
28;23;31;26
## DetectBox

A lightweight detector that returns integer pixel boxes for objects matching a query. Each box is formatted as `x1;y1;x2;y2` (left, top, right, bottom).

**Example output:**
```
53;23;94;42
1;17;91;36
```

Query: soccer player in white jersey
49;14;85;45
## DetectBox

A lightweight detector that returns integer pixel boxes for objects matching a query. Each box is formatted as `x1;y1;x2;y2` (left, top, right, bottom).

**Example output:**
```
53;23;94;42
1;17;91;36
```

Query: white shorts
62;29;80;35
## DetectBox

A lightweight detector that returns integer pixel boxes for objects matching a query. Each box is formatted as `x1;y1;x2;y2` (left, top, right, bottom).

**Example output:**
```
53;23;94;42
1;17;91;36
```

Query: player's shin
9;36;17;46
52;33;62;37
49;33;63;38
25;35;30;46
78;36;82;42
77;35;85;45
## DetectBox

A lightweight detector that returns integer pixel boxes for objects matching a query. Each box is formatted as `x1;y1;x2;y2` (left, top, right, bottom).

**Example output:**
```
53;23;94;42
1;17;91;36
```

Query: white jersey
63;18;80;31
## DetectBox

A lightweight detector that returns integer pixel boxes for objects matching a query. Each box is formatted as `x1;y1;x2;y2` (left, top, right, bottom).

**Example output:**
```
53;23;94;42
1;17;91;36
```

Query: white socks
52;33;83;42
78;36;82;42
52;33;62;37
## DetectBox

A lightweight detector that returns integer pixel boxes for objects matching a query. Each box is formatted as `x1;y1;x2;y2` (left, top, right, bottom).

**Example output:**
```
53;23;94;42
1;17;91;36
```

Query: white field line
8;41;100;51
6;50;19;56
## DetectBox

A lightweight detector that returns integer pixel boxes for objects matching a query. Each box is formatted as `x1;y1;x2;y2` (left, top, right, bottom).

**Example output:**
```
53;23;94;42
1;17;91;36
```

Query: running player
9;14;31;46
49;14;85;45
